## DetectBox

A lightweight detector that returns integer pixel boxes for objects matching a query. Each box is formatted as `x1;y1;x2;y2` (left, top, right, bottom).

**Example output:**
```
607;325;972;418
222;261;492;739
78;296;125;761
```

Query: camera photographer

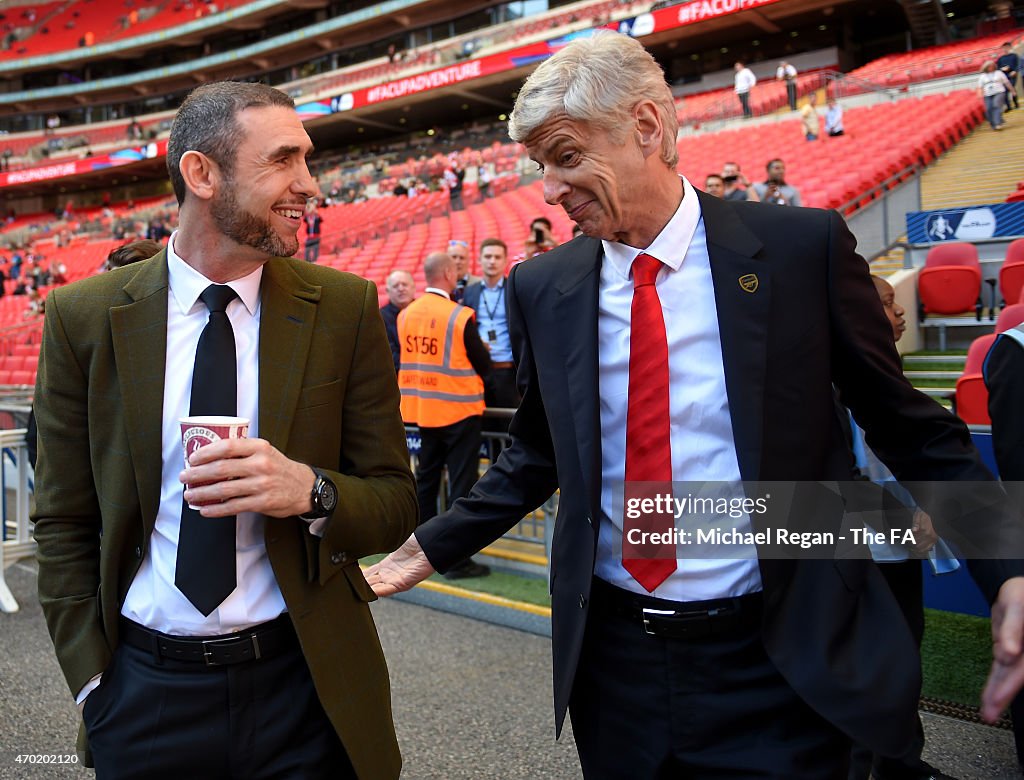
721;161;759;202
752;158;802;207
524;216;557;258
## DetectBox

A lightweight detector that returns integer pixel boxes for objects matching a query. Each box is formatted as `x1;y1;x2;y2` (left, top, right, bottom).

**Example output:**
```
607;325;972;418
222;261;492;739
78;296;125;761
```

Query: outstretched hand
363;534;436;597
982;577;1024;722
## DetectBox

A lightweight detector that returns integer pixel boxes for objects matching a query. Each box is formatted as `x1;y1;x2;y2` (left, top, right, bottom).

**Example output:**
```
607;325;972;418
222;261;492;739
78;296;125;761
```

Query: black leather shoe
444;560;491;580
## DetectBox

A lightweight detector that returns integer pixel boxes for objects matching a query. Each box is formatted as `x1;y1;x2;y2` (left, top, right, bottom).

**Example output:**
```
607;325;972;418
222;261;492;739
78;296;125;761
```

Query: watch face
319;479;338;514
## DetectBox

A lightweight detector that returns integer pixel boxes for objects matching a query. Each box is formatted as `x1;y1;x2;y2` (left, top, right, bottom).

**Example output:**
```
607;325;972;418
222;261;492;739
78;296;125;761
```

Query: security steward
398;251;493;579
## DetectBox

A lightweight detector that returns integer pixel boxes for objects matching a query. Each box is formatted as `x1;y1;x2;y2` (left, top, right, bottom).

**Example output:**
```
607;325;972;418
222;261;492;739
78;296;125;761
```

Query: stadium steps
919;107;1024;210
903;351;966;409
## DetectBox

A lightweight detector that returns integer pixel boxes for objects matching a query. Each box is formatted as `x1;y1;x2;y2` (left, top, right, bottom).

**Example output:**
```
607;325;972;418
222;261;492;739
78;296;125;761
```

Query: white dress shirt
594;176;763;601
735;67;756;93
121;231;286;635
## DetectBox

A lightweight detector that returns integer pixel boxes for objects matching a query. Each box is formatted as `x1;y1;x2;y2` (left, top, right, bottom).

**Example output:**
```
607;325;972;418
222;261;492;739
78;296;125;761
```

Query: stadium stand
843;30;1024;91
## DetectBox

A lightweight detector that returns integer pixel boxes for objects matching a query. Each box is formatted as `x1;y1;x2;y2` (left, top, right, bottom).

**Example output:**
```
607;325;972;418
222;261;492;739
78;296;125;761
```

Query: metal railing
405;408;556;565
0;428;34;613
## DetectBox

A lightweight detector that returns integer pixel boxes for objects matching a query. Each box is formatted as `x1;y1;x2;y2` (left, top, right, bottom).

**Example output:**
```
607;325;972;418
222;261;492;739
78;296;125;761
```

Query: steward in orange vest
396;251;492;579
399;287;486;427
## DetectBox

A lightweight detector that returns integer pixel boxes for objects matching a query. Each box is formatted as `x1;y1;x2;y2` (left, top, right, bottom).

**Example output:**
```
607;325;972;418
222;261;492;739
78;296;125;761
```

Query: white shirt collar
424;286;451;300
167;230;263;317
602;176;702;281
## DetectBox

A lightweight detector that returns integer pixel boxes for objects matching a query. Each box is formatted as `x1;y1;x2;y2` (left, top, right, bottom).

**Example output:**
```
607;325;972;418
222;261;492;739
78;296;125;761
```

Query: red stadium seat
917;243;982;319
995;302;1024;335
999;239;1024;305
953;333;998;425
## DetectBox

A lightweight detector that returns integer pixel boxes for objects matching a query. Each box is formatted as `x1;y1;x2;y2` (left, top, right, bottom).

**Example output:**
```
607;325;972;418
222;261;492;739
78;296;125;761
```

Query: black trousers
484;367;521;410
83;623;354;780
415;415;481;523
570;580;849;779
738;91;752;117
786;81;797;111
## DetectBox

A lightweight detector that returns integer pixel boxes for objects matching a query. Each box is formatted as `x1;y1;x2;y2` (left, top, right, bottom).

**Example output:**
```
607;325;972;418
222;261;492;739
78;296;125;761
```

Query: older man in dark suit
366;32;1024;778
34;82;417;780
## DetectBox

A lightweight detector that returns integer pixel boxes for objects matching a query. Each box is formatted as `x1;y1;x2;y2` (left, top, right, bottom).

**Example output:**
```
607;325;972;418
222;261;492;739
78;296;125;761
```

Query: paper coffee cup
180;416;249;509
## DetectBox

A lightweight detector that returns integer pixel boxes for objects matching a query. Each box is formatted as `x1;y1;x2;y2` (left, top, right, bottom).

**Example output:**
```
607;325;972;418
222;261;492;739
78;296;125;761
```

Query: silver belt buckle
200;633;261;666
641;607;677;635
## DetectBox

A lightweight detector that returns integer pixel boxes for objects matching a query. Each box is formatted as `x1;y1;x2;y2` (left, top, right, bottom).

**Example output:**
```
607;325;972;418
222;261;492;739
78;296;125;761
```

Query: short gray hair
508;32;678;168
167;81;295;206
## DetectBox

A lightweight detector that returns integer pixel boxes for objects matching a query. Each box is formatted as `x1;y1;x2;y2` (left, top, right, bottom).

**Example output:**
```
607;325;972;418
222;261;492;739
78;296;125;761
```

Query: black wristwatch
299;468;338;520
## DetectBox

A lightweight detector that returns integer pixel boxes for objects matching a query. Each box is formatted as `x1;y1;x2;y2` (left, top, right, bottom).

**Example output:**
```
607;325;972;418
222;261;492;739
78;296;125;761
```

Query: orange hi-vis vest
398;293;485;427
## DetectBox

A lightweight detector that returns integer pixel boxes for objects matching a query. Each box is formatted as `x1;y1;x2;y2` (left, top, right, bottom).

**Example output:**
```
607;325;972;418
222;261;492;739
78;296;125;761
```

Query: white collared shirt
121;231;286;635
594;177;763;601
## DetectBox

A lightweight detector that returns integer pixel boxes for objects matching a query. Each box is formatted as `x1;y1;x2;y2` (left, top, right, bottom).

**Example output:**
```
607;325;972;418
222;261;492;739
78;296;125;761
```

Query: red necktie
622;253;677;592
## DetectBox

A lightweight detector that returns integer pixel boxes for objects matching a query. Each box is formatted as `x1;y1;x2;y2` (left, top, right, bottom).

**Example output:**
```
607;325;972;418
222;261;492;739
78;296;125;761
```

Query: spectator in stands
45;114;59;135
463;238;520;410
101;239;162;272
734;61;756;118
397;251;491;580
979;60;1013;131
704;173;725;197
523;216;556;258
721;161;759;202
443;158;465;211
50;262;67;285
380;269;415;373
303;201;323;263
800;92;820;141
777;60;798;111
447;238;479;303
1;147;10;171
753;158;802;206
368;32;1024;776
392;180;408;197
34;80;415;780
478;164;493;199
0;259;6;298
127;119;143;142
23;285;43;319
147;217;171;242
997;42;1020;111
825;98;845;137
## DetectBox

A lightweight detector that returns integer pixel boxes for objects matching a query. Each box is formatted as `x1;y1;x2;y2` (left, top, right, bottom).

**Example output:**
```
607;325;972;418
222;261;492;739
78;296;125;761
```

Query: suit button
330;552;347;565
578;594;586;608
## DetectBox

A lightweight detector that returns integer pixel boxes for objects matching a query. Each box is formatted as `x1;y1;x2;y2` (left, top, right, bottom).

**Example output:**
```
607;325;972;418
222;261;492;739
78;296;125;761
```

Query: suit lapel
258;258;321;454
110;252;170;534
556;239;603;522
697;191;770;482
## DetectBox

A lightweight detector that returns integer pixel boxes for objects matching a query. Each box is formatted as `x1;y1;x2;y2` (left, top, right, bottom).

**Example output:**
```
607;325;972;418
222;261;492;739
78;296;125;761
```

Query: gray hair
508;32;679;168
167;81;295;206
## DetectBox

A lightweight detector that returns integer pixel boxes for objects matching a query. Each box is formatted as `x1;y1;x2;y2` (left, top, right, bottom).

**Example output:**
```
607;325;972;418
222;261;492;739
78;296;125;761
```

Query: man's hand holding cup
179;415;317;519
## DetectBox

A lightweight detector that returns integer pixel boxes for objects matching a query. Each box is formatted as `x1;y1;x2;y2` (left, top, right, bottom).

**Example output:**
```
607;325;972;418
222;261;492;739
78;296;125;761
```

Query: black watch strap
300;468;338;520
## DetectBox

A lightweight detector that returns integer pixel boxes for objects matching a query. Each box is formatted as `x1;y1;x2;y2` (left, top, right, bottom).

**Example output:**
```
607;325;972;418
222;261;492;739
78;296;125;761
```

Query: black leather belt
492;361;515;369
119;614;297;666
590;578;762;640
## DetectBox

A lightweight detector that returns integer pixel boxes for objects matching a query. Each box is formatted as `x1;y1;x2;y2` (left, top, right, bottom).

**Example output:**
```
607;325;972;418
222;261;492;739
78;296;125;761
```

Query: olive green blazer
33;251;417;780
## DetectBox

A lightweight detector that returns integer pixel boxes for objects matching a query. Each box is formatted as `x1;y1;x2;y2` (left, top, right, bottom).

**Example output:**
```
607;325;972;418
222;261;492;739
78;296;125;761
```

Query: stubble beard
211;181;299;258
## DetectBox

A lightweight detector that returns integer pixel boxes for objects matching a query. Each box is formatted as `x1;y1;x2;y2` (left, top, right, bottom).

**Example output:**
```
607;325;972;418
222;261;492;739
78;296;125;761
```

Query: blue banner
906;202;1024;244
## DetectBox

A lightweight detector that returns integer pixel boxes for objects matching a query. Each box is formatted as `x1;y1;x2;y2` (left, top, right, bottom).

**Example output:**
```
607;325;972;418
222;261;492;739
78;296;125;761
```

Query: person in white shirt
34;81;416;779
777;60;798;110
366;31;1024;778
979;59;1013;130
825;97;845;137
734;60;756;117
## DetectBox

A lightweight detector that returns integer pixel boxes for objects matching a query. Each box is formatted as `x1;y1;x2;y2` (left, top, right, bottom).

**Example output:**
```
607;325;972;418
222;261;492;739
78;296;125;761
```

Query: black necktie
174;284;239;616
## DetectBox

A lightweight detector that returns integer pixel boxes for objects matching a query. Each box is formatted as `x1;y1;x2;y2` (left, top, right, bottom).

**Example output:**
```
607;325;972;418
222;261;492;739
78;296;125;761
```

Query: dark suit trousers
415;415;482;523
570;580;849;779
83;627;354;780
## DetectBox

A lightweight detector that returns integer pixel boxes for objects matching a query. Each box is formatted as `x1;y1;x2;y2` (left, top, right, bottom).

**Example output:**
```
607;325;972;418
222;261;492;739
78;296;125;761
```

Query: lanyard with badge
482;284;504;343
